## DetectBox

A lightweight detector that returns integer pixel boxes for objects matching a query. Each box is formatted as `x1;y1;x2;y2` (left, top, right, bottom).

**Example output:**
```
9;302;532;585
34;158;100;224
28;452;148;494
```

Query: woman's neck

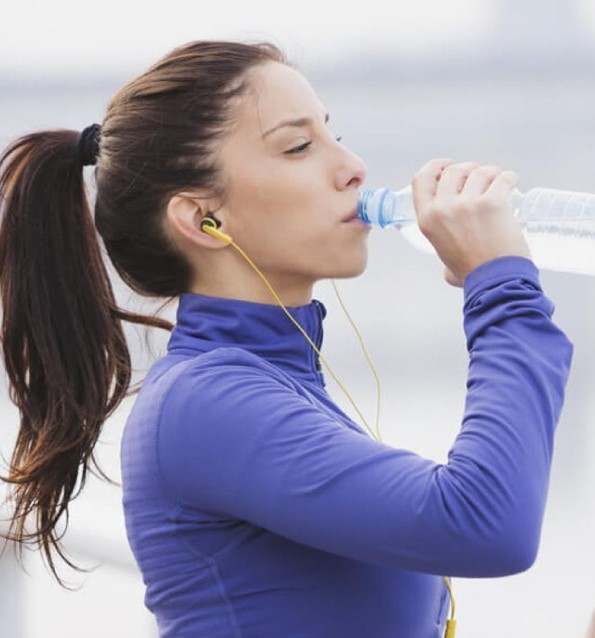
190;267;314;308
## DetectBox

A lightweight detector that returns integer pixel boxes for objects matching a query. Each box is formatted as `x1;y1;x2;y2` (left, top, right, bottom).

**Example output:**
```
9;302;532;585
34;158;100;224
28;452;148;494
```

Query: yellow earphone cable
201;217;456;636
223;234;377;439
331;278;455;637
444;576;457;638
330;280;383;443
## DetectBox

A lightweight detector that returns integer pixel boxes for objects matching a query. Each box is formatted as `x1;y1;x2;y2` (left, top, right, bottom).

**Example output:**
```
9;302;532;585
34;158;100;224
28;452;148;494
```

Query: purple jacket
121;256;573;637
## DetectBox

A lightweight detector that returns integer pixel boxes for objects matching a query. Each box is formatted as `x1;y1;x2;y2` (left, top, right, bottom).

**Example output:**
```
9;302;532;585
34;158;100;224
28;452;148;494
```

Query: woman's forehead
238;63;326;136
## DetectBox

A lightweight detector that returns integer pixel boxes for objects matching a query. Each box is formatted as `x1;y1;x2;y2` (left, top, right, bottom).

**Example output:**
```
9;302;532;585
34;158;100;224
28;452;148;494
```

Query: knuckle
415;158;453;179
457;160;479;170
432;157;454;167
500;169;519;183
443;161;476;178
476;164;501;175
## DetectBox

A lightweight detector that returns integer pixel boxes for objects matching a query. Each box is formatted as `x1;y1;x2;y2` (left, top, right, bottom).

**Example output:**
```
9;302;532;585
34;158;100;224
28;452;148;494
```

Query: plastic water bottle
358;185;595;276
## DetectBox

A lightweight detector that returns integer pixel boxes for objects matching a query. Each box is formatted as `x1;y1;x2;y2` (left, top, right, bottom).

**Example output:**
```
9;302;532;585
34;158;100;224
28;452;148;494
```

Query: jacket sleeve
157;256;573;578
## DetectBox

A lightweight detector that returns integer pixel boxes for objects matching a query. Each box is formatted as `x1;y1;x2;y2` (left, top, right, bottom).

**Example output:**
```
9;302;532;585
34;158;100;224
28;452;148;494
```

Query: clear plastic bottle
358;185;595;276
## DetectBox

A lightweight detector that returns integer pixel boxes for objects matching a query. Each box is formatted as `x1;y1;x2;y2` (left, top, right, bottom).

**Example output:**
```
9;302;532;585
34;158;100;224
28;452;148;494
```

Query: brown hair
0;40;286;582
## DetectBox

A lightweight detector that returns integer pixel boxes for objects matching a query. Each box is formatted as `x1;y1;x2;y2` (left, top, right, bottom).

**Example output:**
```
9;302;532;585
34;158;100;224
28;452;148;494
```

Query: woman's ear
165;192;228;249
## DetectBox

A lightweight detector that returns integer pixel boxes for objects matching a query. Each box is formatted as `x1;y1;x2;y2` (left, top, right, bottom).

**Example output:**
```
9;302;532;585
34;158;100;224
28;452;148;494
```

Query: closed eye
285;141;312;154
285;135;343;155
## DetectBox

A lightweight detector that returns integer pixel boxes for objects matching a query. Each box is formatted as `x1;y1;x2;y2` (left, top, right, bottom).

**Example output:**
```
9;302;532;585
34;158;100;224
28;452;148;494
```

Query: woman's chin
328;252;369;280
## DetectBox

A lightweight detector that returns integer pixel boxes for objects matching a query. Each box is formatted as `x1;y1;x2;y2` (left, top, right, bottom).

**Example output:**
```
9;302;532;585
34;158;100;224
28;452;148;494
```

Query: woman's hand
411;158;531;287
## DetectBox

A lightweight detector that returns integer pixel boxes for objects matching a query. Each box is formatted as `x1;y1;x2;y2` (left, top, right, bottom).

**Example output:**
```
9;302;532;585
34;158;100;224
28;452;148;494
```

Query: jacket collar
167;293;327;386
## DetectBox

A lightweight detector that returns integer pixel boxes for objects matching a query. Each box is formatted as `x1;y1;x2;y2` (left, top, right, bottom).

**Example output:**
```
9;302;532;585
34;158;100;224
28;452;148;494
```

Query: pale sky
3;0;594;78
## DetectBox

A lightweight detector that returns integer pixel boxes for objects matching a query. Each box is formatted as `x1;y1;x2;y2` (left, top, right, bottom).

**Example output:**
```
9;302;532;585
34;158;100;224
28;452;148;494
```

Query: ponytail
0;40;289;583
0;129;168;582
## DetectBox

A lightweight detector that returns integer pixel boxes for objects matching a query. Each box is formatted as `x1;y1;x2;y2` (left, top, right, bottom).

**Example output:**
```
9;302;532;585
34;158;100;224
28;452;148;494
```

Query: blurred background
1;0;595;636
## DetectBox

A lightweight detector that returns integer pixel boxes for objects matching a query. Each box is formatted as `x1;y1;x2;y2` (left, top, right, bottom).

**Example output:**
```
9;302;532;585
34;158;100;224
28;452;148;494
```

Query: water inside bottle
520;222;595;276
399;221;595;276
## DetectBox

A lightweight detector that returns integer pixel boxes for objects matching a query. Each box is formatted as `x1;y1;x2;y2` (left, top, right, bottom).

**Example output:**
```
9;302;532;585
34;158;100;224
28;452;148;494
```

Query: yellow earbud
200;215;233;244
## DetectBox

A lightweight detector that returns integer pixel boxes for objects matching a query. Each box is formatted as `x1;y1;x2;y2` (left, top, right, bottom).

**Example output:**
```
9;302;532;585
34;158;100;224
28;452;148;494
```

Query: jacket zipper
312;300;324;385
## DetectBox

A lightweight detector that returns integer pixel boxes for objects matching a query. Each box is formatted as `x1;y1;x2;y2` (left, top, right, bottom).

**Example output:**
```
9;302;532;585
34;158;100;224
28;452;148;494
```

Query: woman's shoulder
125;346;300;470
173;346;292;383
152;346;305;492
149;346;297;410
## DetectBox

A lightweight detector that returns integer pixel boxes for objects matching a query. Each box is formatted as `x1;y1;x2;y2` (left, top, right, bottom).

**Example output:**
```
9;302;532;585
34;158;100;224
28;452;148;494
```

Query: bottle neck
358;185;526;227
357;185;415;228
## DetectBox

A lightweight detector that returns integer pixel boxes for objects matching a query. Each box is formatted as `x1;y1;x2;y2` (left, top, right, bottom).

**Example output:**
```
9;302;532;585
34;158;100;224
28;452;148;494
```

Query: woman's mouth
342;211;368;226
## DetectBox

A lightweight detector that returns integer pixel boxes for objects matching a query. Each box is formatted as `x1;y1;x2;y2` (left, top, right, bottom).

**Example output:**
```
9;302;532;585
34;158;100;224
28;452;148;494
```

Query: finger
461;165;502;197
411;158;455;212
483;170;519;202
435;162;480;198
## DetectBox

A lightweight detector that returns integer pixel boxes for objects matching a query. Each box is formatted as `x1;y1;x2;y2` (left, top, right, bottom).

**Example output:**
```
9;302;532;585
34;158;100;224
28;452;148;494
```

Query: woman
0;40;573;638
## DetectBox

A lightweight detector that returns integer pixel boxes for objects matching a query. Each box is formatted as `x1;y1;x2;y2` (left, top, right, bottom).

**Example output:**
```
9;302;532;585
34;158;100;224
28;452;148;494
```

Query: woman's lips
342;211;367;226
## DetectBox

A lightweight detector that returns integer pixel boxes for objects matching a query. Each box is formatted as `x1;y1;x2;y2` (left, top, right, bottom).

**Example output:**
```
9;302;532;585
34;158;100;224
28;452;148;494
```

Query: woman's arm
157;257;572;577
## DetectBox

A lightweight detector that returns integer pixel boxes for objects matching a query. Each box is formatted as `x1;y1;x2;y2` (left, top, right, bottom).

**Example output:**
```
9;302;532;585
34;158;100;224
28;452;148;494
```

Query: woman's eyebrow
262;112;330;138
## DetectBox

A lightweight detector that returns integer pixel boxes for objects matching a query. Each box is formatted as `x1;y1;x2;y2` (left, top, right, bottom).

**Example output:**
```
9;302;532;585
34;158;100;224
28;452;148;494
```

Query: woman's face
215;61;370;293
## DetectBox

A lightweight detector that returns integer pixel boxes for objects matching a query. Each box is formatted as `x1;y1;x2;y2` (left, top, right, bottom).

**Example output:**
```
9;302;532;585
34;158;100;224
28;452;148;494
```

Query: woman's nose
335;147;367;191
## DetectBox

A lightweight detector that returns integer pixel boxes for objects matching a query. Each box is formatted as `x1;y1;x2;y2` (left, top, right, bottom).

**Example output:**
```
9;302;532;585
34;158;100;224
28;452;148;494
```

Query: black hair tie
77;123;101;167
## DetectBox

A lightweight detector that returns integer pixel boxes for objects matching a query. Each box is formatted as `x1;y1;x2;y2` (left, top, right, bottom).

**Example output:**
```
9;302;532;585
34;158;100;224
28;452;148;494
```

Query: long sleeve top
120;256;573;638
